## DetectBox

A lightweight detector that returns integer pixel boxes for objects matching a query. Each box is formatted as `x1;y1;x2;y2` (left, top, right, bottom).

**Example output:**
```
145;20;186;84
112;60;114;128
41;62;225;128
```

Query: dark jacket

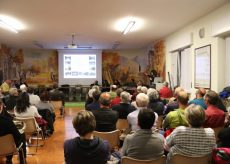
112;103;136;119
92;108;118;132
64;137;110;164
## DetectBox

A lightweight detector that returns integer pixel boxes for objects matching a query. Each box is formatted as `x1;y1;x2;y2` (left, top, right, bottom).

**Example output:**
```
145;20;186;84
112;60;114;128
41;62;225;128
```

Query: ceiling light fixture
122;21;135;35
0;19;18;33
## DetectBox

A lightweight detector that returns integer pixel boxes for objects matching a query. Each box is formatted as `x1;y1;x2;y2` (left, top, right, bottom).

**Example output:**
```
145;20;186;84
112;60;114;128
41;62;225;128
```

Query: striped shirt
166;126;216;157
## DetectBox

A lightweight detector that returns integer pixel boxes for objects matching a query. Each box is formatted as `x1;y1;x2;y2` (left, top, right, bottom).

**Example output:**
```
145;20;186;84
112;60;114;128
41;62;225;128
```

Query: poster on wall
194;45;211;89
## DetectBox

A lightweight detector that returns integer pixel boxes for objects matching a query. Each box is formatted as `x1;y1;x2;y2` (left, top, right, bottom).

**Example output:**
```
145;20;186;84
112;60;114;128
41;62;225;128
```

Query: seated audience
203;90;225;128
128;93;158;131
85;85;100;108
19;84;27;93
131;86;142;102
163;91;189;131
0;79;12;95
218;127;230;148
109;85;117;100
165;104;216;162
4;88;19;112
49;83;65;115
159;81;173;99
147;88;164;117
164;86;184;116
92;92;118;132
64;110;110;164
121;108;164;159
140;86;148;94
189;87;207;109
112;91;136;119
14;92;41;118
28;87;41;106
86;89;101;111
110;88;123;107
36;91;55;134
0;99;26;164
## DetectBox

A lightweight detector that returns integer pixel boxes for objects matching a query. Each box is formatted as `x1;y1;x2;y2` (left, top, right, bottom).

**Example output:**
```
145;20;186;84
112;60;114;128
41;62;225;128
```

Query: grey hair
9;88;18;96
136;93;149;107
141;86;148;94
185;104;205;127
147;88;159;101
120;91;131;103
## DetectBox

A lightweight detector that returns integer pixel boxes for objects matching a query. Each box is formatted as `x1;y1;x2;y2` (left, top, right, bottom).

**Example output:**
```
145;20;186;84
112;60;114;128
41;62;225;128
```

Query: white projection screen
58;50;102;85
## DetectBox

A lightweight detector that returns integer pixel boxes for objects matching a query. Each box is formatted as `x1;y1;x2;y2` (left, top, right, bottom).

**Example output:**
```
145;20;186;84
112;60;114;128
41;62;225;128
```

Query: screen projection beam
58;50;102;85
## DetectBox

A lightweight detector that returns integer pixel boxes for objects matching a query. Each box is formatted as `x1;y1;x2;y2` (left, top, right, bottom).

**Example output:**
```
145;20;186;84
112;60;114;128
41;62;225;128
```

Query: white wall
165;2;230;98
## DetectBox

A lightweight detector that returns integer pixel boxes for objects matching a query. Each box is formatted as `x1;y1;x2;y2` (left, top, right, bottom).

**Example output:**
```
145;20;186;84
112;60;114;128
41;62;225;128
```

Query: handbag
35;117;48;127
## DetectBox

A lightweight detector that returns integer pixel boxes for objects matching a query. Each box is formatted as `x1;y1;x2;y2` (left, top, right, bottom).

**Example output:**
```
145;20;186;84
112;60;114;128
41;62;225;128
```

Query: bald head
177;91;189;105
99;92;111;107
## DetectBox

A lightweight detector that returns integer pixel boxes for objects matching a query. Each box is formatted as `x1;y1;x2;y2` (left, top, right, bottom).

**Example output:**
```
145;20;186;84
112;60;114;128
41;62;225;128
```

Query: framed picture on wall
194;45;211;89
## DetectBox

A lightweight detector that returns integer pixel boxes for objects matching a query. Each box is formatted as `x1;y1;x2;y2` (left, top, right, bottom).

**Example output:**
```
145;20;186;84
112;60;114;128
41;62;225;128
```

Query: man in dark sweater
92;92;119;132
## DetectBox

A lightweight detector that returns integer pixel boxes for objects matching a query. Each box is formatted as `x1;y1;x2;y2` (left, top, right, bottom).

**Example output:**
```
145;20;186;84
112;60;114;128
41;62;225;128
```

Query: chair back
116;119;129;130
212;126;224;142
170;154;211;164
93;130;120;150
14;117;39;134
0;134;17;156
50;101;62;111
121;156;166;164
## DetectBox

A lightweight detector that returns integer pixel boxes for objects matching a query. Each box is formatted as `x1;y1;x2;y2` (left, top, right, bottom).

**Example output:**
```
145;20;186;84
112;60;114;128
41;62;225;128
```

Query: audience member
147;88;164;117
109;85;117;100
112;91;136;119
131;86;142;102
128;93;158;131
110;88;123;107
218;127;230;148
203;90;225;128
189;87;207;109
164;87;184;116
0;79;12;95
92;92;118;132
86;89;101;111
64;110;110;164
163;91;189;131
4;88;19;112
140;86;148;94
0;99;26;164
121;108;164;159
114;79;121;88
28;87;41;106
165;104;216;162
36;91;55;133
14;92;41;118
85;85;100;108
49;83;65;115
19;84;27;93
159;81;173;99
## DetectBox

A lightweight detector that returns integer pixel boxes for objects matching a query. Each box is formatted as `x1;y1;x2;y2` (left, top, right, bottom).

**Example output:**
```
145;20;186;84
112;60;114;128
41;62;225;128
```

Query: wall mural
102;40;165;86
0;44;58;85
0;40;165;87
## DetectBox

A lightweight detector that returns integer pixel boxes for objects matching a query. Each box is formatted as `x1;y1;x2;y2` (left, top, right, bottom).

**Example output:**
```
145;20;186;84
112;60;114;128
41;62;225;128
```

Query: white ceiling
0;0;229;50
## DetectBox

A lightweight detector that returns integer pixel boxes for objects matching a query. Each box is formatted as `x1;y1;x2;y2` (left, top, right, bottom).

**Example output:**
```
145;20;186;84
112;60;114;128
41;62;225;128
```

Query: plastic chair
0;134;26;164
14;117;45;154
121;156;166;164
93;130;120;150
170;154;211;164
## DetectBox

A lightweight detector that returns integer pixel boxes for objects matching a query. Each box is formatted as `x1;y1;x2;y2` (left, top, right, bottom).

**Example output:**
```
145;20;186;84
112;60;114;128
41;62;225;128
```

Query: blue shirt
189;98;207;109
